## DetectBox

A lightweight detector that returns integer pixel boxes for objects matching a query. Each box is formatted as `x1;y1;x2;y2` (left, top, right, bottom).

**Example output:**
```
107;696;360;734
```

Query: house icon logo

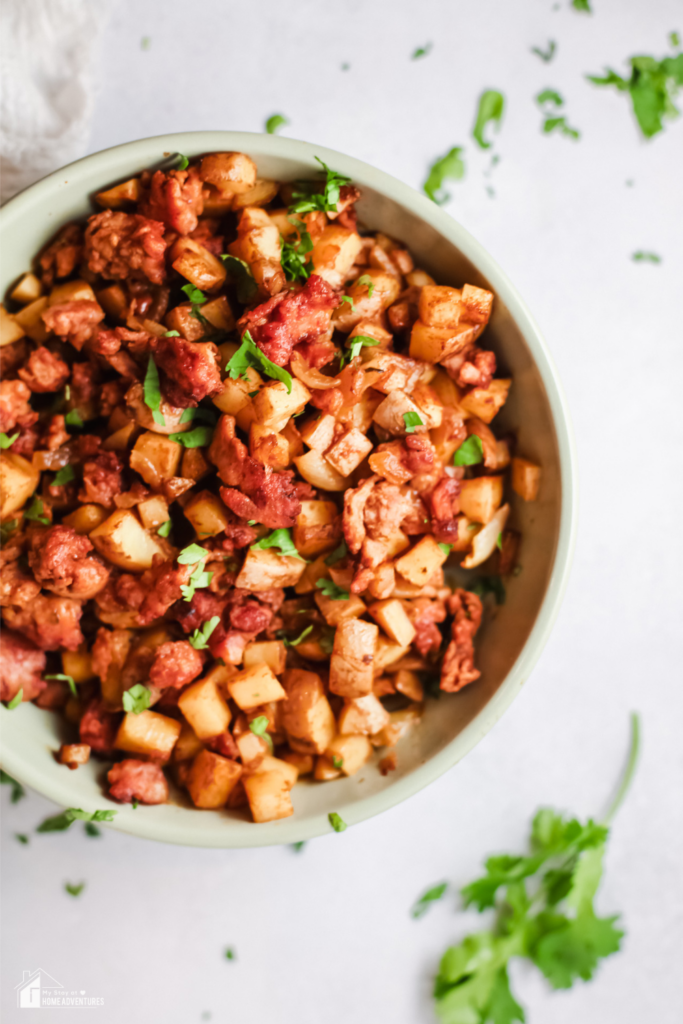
15;968;63;1009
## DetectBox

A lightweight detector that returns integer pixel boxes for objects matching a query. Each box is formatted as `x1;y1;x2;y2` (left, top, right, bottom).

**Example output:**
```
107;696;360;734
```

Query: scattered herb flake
346;334;380;364
157;519;172;538
168;425;214;448
403;411;424;434
587;51;683;139
122;684;152;715
544;115;581;139
473;90;506;149
332;755;344;769
424;147;465;204
670;31;680;49
189;616;221;650
438;543;452;557
84;822;101;837
15;833;29;844
316;579;350;601
65;882;85;897
632;251;662;263
164;329;180;337
224;948;236;961
412;43;432;59
324;540;348;566
131;798;139;809
571;0;591;11
282;625;313;648
281;220;313;283
221;254;259;304
181;282;208;322
0;769;25;803
0;431;19;449
265;113;288;134
251;528;304;560
454;435;484;466
328;812;347;832
65;409;84;429
176;153;189;170
340;294;354;308
143;357;165;426
532;40;556;63
52;464;75;487
45;673;77;697
6;689;23;709
319;628;335;654
289;158;352;215
177;543;207;565
141;36;151;50
0;518;18;544
292;841;306;852
37;808;117;833
412;881;448;919
226;329;293;394
355;274;375;297
24;496;49;524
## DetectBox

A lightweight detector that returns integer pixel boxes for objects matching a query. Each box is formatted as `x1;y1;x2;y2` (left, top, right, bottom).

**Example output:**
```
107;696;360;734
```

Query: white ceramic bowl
0;132;577;847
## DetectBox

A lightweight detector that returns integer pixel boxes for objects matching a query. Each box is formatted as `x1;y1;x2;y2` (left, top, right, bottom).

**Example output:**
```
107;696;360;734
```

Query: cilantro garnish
431;714;640;1020
84;822;101;837
454;434;484;466
265;113;288;134
341;334;380;366
355;274;375;297
131;798;139;809
181;282;208;322
0;431;18;449
143;356;165;427
45;673;77;697
470;575;506;605
324;540;348;566
0;769;25;803
178;543;208;564
588;51;683;139
189;616;221;650
226;330;293;394
178;544;213;601
176;153;189;169
536;89;581;139
332;755;344;769
157;520;172;538
292;841;306;852
65;882;85;897
532;40;556;63
671;32;680;48
141;36;151;51
316;578;350;601
412;881;448;919
339;295;354;309
473;90;505;149
632;251;662;263
496;533;503;551
224;948;236;961
412;43;432;59
165;329;180;337
289;157;352;215
37;808;117;833
571;0;591;11
423;147;465;204
328;812;347;832
122;684;152;714
65;408;84;429
252;528;304;560
221;254;259;304
15;833;29;844
24;496;49;524
52;464;75;487
6;689;23;709
281;625;313;648
169;425;214;448
0;519;18;544
438;543;452;557
281;220;313;283
248;716;273;753
403;411;424;433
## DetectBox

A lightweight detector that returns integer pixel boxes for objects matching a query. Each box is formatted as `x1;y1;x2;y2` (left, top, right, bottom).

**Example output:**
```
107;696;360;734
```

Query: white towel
0;0;111;204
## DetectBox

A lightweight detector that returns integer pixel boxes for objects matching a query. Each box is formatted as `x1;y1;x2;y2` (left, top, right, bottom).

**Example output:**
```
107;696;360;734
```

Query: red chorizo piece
70;361;101;413
29;525;110;600
39;223;83;287
228;597;272;634
0;628;46;703
440;589;483;693
43;414;70;451
79;451;123;509
0;560;41;608
237;274;338;366
404;597;447;656
149;335;222;408
205;732;239;759
79;699;121;754
149;641;204;690
139;167;204;235
134;558;196;627
427;477;461;545
173;589;229;635
189;217;224;256
0;379;37;434
84;210;168;285
108;759;169;804
3;594;84;651
17;346;70;393
446;346;497;390
42;301;105;351
403;435;437;474
99;380;128;417
0;338;28;379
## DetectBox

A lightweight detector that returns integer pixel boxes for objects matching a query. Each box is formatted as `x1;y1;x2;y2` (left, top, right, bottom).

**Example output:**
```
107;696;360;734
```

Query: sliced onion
461;503;509;569
290;351;340;390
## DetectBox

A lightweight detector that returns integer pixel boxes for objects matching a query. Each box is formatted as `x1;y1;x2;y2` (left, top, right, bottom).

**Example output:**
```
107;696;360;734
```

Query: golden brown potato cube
201;295;235;332
511;457;541;501
333;270;401;331
230;206;281;263
10;273;42;305
406;269;436;287
115;710;181;761
129;431;183;488
281;669;336;755
293;500;340;559
310;225;364;289
187;750;242;809
282;751;314;775
181;446;212;483
392;669;424;702
314;755;343;781
459;476;504;524
298;412;337;452
430;368;469;417
62;503;109;535
102;422;137;453
338;694;390;736
0;451;40;519
136;495;169;533
409;319;470;364
252;379;310;432
201;151;257;195
235;729;269;767
411;383;443;430
212;369;263;428
178;677;232;740
372;704;423;748
0;305;26;346
462;503;510;569
243;640;287;676
461;283;494;325
164;303;206;341
249;424;290;469
96;284;128;320
348;318;393;348
373;636;411;675
48;279;97;305
95;177;143;209
314;589;367;627
326;734;373;776
394;536;449;587
61;647;94;684
171;236;227;292
294;449;350;492
183;490;230;538
243;760;296;823
235;547;306;591
294;554;331;595
90;509;164;572
58;744;91;770
430;408;467;465
13;296;49;343
228;664;286;711
232;179;280;209
418;285;463;329
372;390;425;436
460;379;511;423
325;428;374;477
450;514;480;552
367;599;417;647
329;619;378;698
172;721;205;763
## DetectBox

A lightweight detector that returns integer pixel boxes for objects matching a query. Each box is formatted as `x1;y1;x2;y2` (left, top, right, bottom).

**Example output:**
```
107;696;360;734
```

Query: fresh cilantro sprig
424;147;466;204
252;528;305;560
571;0;591;11
454;434;484;466
178;544;213;602
24;496;49;525
169;425;214;447
143;356;165;427
342;334;380;367
328;812;347;832
45;673;77;697
6;689;23;709
52;464;76;487
280;625;313;648
37;808;117;833
249;715;274;753
189;616;221;650
412;882;448;919
0;431;18;449
473;90;505;149
281;219;314;283
181;282;208;323
316;578;349;601
632;251;662;263
176;153;189;170
0;769;25;803
265;113;289;134
355;274;375;297
226;330;293;394
289;157;352;215
532;40;556;63
65;409;84;429
157;520;172;538
221;255;259;304
412;43;432;60
536;89;581;139
403;411;424;434
122;684;152;714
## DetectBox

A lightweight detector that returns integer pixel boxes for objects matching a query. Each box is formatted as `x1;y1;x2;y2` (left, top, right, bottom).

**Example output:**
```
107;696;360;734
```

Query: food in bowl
0;151;541;824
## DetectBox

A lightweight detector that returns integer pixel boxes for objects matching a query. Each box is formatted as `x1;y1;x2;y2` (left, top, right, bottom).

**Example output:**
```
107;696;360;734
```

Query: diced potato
298;412;337;452
325;427;374;477
368;562;396;600
228;664;286;711
338;694;390;736
235;729;269;767
129;431;183;488
182;446;212;482
95;629;133;707
333;270;401;331
430;368;470;418
183;490;231;538
459;476;504;524
96;284;128;319
213;369;263;431
294;553;330;595
232;179;280;209
201;295;235;332
348;318;393;348
418;285;463;328
336;389;384;434
58;743;91;769
201;151;257;196
10;273;42;305
394;536;449;587
372;704;423;747
171;236;227;292
462;503;510;569
13;296;49;342
392;669;424;701
293;500;340;559
450;514;480;552
48;279;97;305
281;669;336;755
372;390;425;436
235;546;306;591
0;451;40;520
368;443;412;485
164;303;206;341
329;618;378;698
314;589;367;627
249;424;290;469
136;495;169;533
314;755;343;781
281;419;305;462
89;509;165;572
326;734;373;776
367;599;416;647
294;449;350;492
115;710;181;761
172;721;205;762
243;758;296;823
373;636;411;675
406;269;436;287
310;225;364;289
0;305;25;346
243;640;287;676
61;647;94;684
102;420;137;452
281;751;314;775
409;319;477;363
461;283;494;325
187;750;242;809
511;457;541;501
360;348;424;394
95;177;143;208
178;676;232;739
252;379;310;432
62;503;109;535
460;379;511;423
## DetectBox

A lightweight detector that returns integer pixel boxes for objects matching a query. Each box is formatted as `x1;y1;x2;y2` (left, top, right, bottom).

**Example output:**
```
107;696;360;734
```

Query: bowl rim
0;130;578;847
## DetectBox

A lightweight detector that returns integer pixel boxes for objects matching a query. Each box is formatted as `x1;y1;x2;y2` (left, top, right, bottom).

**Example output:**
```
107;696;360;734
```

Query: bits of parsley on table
587;49;683;139
419;713;640;1024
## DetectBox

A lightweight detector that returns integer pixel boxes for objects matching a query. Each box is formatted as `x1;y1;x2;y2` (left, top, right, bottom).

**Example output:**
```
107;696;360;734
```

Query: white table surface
2;1;682;1021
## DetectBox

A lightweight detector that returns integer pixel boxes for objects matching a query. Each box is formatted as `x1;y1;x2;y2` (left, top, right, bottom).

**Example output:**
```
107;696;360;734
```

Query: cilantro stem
602;712;641;825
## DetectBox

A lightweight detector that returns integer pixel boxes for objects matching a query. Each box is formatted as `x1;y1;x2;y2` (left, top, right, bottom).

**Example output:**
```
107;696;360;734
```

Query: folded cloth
0;0;111;204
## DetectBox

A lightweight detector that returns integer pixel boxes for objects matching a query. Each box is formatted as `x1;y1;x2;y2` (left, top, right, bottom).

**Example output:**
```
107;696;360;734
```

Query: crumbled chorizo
17;346;70;393
29;525;110;599
108;759;169;804
139;167;204;235
3;594;84;651
237;274;339;366
0;560;41;608
79;451;124;509
440;589;483;692
42;301;105;351
149;641;204;690
0;627;46;703
39;223;83;287
150;335;222;407
84;210;168;285
451;347;496;390
0;379;37;434
405;598;447;657
427;476;461;544
79;699;120;754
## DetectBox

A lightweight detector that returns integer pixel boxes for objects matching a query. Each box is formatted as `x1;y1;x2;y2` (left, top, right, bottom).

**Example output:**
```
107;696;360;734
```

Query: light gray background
2;1;682;1021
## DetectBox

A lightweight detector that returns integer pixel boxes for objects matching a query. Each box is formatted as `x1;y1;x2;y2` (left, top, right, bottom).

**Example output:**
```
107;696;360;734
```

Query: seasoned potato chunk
460;379;511;423
294;449;350;491
249;424;290;469
459;476;504;524
183;490;231;538
281;669;336;755
228;664;286;710
511;457;541;501
418;285;463;328
329;618;378;698
326;734;373;776
187;750;242;808
0;451;40;520
115;710;181;761
314;588;367;627
372;390;425;436
243;640;287;675
338;694;390;736
310;225;363;289
253;379;310;432
129;432;183;488
367;599;417;647
90;510;164;572
171;236;227;292
293;500;340;558
235;547;306;591
178;677;232;740
243;757;297;823
62;503;109;535
10;273;43;305
325;428;374;477
394;536;449;587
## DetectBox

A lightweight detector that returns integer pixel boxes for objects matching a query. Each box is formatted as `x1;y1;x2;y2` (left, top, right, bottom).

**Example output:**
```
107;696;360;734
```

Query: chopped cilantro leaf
45;673;77;697
178;543;207;565
52;464;75;487
438;543;452;557
221;254;259;303
143;356;165;426
164;329;180;337
24;496;49;524
265;113;288;134
340;294;354;308
328;812;347;832
0;769;25;803
0;519;18;544
132;798;139;809
324;540;348;566
224;948;236;961
423;147;465;204
0;431;19;449
670;31;680;49
157;520;172;538
15;833;29;844
532;40;556;63
252;528;304;560
141;36;151;51
537;88;564;107
84;822;101;837
189;616;220;650
470;575;506;605
587;52;683;138
65;409;84;429
65;882;85;897
345;334;380;364
454;434;484;466
281;220;313;283
544;115;581;139
355;274;375;297
249;715;270;737
6;689;23;709
282;625;313;648
411;881;448;918
632;251;662;263
497;532;503;551
180;565;213;602
412;43;432;59
341;62;350;71
473;90;505;149
403;411;424;434
181;282;208;322
176;153;189;169
292;841;306;852
316;578;349;601
169;425;214;447
571;0;591;11
332;755;344;769
37;808;117;833
289;157;352;215
226;330;293;394
122;684;152;714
